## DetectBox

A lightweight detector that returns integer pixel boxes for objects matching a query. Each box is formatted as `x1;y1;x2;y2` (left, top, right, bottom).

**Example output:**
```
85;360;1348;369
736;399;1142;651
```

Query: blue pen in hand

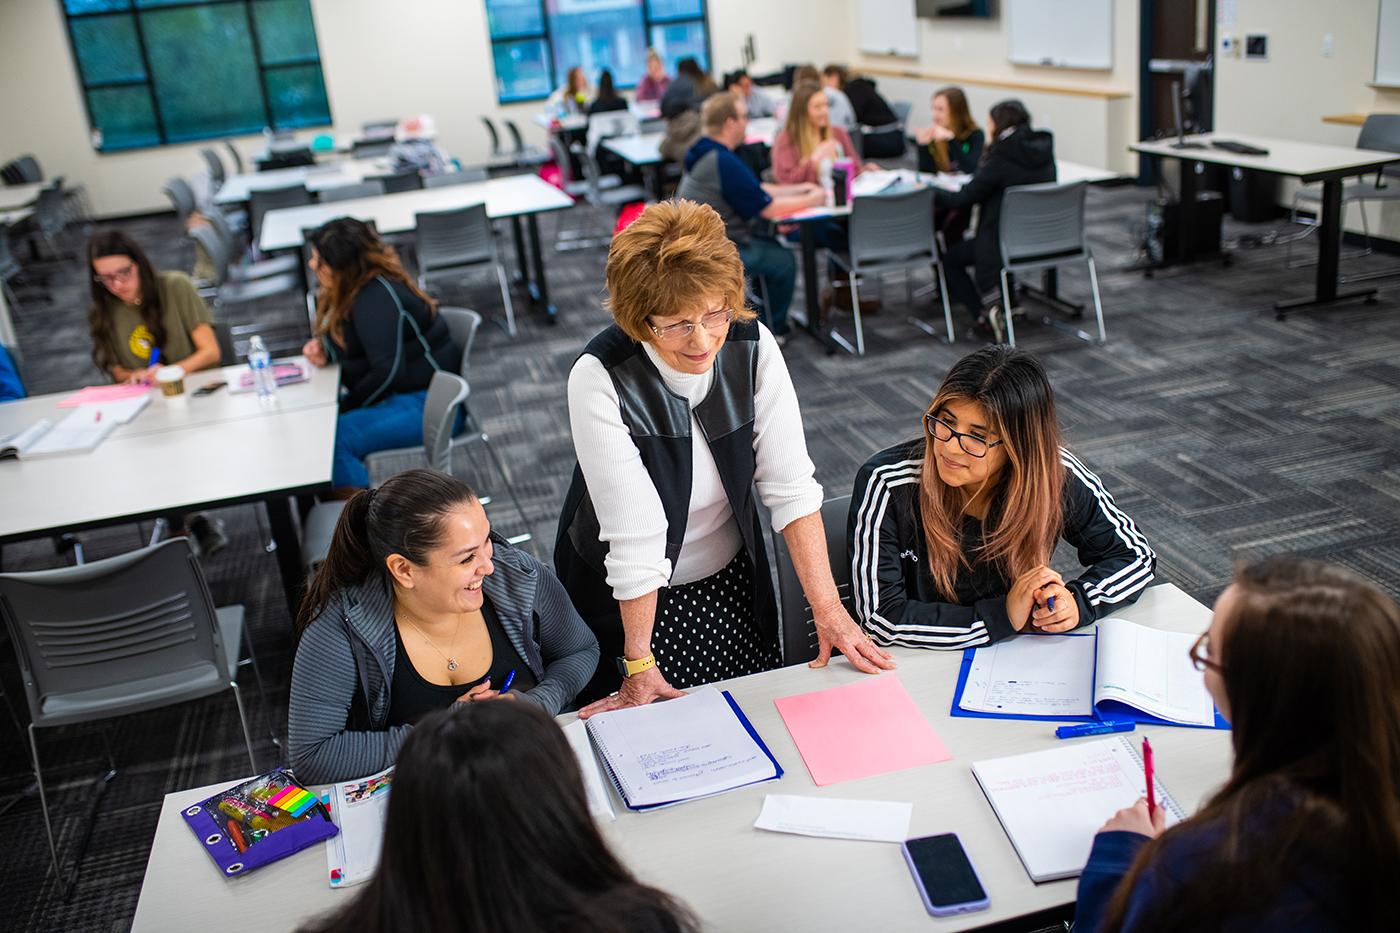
145;348;161;383
1047;595;1056;612
499;669;517;694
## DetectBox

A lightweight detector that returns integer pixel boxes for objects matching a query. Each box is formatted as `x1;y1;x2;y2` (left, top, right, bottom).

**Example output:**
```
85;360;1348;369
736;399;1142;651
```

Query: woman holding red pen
1075;556;1400;932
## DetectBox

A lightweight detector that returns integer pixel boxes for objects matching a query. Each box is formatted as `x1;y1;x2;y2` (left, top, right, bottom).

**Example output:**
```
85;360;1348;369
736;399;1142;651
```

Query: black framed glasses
648;308;734;343
1189;630;1224;673
93;263;137;287
924;413;1004;459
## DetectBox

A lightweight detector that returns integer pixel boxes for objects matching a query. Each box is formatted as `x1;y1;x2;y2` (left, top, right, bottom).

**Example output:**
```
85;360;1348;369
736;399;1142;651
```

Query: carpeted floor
3;174;1399;932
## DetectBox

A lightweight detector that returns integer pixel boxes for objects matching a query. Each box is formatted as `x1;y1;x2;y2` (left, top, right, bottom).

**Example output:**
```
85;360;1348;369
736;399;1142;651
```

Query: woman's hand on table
1098;797;1166;838
1030;580;1080;633
124;365;158;385
578;666;685;719
302;338;328;368
459;679;517;703
809;602;896;674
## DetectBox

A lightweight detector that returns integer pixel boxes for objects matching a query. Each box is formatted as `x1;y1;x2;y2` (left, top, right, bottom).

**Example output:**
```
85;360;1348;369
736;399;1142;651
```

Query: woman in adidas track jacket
848;347;1155;649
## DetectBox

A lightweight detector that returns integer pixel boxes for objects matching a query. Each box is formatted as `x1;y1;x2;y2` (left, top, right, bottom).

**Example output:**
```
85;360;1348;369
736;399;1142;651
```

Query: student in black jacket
915;87;985;245
848;347;1154;648
936;99;1055;339
301;218;459;491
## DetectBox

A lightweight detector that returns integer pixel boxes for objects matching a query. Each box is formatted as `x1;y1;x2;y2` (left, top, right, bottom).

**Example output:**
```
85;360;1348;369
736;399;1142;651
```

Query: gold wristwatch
615;653;656;678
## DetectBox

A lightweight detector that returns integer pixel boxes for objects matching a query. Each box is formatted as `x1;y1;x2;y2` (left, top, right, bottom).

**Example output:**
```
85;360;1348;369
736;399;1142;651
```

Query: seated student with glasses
1076;556;1400;932
557;200;893;713
849;346;1155;649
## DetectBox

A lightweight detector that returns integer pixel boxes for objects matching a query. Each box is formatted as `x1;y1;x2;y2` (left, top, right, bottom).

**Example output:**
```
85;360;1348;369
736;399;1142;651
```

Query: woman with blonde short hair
556;200;894;712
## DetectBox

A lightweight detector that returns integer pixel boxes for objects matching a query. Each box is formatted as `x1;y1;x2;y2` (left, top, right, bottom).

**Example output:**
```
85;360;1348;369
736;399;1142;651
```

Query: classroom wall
845;0;1140;175
0;0;844;219
1214;0;1400;239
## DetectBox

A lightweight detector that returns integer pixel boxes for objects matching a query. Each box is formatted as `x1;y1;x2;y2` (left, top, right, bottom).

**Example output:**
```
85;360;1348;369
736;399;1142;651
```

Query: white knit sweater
566;324;824;602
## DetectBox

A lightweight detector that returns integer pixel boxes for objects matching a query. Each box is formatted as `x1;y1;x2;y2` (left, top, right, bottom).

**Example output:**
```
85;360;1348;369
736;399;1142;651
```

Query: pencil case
181;769;339;876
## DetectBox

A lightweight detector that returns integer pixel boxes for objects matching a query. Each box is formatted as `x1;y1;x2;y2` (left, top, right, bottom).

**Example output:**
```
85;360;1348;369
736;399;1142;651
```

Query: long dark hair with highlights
295;469;477;636
300;703;700;933
87;230;165;375
1100;556;1400;931
931;86;979;172
308;217;435;347
919;347;1064;597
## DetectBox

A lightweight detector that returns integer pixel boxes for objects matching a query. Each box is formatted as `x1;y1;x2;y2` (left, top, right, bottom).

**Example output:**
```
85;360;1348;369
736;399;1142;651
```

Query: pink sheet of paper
58;384;153;408
774;674;952;786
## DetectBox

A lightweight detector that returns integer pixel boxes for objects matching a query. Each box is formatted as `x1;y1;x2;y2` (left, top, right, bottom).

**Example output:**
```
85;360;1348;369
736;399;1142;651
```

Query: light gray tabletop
1130;133;1400;183
0;358;339;541
214;158;394;206
0;182;50;212
257;174;575;253
602;118;780;167
133;583;1229;933
534;99;663;131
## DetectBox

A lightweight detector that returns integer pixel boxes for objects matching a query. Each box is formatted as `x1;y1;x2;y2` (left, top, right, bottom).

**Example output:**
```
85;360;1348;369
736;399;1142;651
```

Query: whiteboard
1377;0;1400;87
858;0;920;58
1007;0;1113;70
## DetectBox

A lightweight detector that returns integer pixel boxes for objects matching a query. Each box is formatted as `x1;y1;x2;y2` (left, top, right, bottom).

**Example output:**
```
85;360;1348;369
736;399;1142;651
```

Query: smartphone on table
902;833;990;917
193;380;227;396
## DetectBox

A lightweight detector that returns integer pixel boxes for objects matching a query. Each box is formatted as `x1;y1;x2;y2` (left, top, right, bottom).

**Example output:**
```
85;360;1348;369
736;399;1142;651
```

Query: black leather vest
554;321;778;701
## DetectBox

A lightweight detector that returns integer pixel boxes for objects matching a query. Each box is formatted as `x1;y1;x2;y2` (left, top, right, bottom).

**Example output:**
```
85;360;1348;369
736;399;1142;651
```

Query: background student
300;218;459;493
792;65;855;131
660;57;716;119
635;48;671;103
1076;556;1400;932
914;86;984;243
588;69;628;116
770;81;869;186
288;470;599;784
547;65;592;115
723;69;776;119
849;346;1155;649
300;702;699;933
935;98;1055;340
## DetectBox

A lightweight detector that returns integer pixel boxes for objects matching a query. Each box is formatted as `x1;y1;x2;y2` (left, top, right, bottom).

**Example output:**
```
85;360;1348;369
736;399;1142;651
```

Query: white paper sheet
563;719;616;822
1094;619;1216;726
323;766;393;888
754;795;913;843
959;634;1096;717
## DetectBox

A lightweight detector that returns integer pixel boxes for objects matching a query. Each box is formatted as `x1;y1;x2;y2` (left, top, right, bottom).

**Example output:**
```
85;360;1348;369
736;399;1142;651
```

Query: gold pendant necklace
400;609;463;674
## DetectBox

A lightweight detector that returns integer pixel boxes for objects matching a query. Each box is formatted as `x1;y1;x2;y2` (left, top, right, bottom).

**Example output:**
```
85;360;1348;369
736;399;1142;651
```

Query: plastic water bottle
247;335;277;406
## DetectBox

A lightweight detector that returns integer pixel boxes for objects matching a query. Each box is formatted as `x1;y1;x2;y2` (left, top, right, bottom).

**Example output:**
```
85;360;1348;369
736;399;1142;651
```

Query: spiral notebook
972;736;1186;882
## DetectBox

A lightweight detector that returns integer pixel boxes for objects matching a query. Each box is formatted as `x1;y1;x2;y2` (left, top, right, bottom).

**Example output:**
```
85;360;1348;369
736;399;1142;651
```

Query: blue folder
949;634;1230;730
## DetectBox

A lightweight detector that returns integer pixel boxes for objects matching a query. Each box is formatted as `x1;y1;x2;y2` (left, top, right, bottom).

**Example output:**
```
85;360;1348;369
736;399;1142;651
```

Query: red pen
1143;736;1157;819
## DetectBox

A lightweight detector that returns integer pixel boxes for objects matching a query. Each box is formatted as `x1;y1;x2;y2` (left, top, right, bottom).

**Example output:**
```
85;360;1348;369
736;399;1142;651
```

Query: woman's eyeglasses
1189;630;1224;673
648;308;734;343
93;264;137;287
924;413;1003;459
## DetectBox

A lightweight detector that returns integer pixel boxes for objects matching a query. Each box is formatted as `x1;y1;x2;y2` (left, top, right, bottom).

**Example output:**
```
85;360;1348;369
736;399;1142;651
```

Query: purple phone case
181;770;339;877
901;834;991;917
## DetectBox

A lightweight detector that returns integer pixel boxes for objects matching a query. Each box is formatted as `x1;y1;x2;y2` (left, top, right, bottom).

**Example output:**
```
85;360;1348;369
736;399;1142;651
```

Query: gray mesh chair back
996;180;1104;347
770;496;855;664
200;147;226;189
223;140;245;174
0;225;22;283
423;371;471;473
417;203;495;271
32;184;69;241
506;120;529;155
482;116;505;156
437;305;482;379
1357;114;1400;179
163;176;197;222
16;155;44;183
361;119;398;139
318;179;386;203
189;223;232;286
892;100;913;126
372;170;423;194
549;134;577;186
352;139;395;159
423;168;489;188
849;186;937;267
249;183;311;249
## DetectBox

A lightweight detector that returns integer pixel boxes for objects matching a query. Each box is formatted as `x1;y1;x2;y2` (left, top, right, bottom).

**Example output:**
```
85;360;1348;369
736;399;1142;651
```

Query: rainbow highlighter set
181;770;339;876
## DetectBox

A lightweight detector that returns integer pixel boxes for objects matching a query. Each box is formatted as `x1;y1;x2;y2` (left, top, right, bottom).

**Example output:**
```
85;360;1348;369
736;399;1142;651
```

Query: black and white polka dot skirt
651;552;782;690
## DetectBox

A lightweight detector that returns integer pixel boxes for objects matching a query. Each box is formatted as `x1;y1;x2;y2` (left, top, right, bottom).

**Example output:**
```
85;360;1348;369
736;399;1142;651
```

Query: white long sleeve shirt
566;324;824;602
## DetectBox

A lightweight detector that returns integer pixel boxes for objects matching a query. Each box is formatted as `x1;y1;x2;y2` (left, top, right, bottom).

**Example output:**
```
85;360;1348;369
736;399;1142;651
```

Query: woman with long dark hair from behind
288;469;599;784
849;346;1155;648
301;702;698;933
300;218;459;493
1076;556;1400;931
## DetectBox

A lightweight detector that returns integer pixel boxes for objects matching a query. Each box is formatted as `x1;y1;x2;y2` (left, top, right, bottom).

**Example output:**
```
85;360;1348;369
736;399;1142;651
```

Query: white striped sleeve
1060;449;1156;614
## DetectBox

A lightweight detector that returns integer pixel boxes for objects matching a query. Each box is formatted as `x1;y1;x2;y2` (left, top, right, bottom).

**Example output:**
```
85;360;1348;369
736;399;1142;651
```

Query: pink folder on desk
774;674;952;786
58;384;152;407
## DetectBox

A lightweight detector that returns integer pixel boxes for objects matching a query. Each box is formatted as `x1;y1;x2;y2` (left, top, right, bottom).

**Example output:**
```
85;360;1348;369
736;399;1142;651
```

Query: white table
534;99;663;132
0;182;49;212
602;118;781;169
1130;132;1400;315
257;175;575;321
0;207;33;227
213;158;394;206
132;583;1229;933
0;359;339;613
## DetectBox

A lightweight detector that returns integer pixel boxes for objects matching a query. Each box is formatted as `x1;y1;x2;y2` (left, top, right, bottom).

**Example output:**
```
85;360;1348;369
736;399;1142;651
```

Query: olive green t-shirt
102;271;213;372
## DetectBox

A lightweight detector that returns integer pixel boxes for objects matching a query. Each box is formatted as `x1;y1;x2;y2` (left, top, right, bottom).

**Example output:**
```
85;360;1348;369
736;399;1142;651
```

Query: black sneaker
187;513;228;558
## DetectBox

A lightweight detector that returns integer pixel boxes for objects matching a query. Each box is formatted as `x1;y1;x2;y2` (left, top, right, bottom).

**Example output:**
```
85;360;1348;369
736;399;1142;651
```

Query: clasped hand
1007;565;1080;633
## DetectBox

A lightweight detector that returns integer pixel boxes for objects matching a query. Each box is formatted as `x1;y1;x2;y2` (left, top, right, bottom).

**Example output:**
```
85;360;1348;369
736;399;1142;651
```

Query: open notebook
1;408;120;460
321;765;393;888
584;687;781;811
954;618;1226;728
973;736;1185;882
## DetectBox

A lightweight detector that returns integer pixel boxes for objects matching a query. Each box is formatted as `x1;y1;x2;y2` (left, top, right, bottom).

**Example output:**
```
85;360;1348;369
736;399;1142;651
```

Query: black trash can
1228;166;1281;222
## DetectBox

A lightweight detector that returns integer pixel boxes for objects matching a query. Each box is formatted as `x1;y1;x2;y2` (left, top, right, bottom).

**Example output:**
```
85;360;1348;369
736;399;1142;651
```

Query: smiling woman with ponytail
288;469;598;784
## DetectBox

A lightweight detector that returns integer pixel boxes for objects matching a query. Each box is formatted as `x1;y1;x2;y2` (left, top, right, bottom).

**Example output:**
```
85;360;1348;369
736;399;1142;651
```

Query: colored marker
1143;737;1157;818
499;669;517;694
1055;720;1135;739
149;348;161;367
226;818;248;853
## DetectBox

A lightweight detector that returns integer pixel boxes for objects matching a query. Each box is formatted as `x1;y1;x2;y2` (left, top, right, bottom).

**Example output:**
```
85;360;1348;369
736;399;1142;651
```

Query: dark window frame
59;0;333;153
486;0;712;104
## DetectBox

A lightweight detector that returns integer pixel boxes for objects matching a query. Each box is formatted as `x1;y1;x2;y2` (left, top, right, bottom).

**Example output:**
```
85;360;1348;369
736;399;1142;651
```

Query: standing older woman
556;200;893;712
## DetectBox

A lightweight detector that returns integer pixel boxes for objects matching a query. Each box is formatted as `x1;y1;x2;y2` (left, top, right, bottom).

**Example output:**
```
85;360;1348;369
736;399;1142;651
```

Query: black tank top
386;599;536;726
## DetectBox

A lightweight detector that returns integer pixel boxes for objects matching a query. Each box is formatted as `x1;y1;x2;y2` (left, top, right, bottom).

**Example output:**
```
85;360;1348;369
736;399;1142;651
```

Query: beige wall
0;0;845;219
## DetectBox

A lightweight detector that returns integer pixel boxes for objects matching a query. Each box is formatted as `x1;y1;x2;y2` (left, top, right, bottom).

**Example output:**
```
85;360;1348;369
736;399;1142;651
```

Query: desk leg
796;223;820;336
264;496;304;618
526;214;558;323
1275;177;1377;316
1177;159;1198;263
1020;267;1085;318
511;216;531;289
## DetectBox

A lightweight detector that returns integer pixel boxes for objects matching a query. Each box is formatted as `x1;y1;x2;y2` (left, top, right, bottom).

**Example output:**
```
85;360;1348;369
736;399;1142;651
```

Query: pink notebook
774;675;952;786
58;384;152;407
